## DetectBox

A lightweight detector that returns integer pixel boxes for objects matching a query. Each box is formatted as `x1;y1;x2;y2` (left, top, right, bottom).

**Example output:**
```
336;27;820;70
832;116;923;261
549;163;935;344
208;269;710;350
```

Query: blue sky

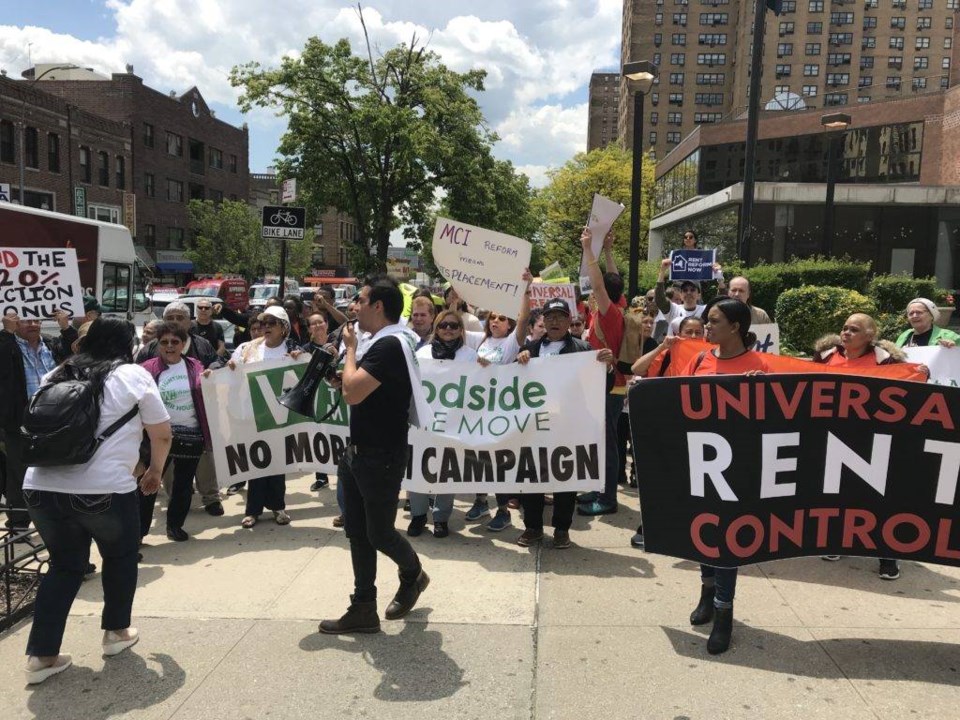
1;1;622;184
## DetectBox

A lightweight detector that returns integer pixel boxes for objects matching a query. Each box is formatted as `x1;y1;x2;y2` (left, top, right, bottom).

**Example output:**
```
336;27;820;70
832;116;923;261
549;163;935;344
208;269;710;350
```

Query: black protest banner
629;373;960;569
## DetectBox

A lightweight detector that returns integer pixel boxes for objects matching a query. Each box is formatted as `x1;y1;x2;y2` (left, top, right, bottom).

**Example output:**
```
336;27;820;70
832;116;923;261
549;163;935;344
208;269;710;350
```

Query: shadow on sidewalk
26;652;185;719
297;609;468;701
662;625;960;686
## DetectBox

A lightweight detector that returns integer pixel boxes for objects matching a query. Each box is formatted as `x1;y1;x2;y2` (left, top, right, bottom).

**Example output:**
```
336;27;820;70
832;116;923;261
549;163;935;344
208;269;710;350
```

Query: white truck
0;202;153;330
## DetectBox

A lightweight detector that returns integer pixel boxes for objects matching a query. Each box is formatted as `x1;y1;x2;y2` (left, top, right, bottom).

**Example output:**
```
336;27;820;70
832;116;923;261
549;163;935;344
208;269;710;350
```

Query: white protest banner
528;282;576;315
904;346;960;387
0;247;84;319
432;217;532;318
203;353;606;495
751;323;780;354
579;194;624;293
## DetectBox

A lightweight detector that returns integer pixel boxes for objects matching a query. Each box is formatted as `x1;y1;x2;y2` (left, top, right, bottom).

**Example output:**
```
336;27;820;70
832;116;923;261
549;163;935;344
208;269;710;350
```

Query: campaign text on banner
0;247;84;319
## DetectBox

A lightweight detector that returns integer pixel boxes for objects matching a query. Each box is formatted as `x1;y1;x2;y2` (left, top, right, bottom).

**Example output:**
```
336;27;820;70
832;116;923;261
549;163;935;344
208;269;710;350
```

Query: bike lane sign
261;205;306;240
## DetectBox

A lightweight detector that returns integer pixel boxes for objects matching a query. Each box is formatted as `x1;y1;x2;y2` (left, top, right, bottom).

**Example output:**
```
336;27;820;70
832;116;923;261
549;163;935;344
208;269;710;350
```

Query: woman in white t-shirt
222;306;303;528
410;310;477;539
22;317;172;685
463;269;533;531
139;322;212;543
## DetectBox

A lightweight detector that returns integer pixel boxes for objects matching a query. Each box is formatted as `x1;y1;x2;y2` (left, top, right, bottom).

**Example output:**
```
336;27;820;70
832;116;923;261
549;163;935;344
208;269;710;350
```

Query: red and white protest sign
0;247;85;319
528;282;577;316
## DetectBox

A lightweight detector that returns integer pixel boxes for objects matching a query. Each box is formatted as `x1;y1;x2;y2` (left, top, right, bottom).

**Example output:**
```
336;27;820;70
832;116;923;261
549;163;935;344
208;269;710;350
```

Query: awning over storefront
154;250;194;273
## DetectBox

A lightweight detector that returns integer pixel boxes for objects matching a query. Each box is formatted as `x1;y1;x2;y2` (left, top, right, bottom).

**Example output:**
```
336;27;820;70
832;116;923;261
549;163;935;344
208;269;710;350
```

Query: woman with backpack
138;322;212;543
20;317;172;684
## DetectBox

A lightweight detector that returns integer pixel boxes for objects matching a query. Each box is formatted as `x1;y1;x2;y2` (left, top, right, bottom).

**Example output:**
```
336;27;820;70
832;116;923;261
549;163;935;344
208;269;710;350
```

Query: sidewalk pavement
2;477;959;720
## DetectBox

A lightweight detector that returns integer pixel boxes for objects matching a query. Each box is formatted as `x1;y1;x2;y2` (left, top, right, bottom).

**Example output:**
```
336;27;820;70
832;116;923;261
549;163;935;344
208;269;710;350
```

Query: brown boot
384;569;430;620
318;597;380;634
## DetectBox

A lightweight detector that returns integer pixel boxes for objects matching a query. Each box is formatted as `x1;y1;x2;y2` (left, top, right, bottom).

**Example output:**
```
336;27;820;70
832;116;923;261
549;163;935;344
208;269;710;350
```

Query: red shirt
588;302;626;388
682;349;772;376
824;349;880;369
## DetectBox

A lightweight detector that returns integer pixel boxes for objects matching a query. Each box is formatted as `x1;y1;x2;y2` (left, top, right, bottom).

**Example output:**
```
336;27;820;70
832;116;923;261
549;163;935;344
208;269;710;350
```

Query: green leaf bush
775;286;877;354
867;274;943;314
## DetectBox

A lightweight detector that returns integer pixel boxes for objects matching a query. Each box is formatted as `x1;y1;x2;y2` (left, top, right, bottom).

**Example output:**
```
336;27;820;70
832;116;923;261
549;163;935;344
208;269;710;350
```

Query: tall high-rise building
619;0;959;160
587;72;621;150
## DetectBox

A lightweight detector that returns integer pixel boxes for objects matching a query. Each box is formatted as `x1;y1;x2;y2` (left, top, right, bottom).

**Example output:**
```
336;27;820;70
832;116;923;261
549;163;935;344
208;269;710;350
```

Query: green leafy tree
230;15;494;275
536;144;655;277
185;200;312;281
410;158;541;278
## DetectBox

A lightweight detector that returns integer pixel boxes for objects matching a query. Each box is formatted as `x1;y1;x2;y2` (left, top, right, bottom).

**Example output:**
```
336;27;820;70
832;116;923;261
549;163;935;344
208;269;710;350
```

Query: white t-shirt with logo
539;339;565;357
158;360;198;428
24;364;170;495
466;331;520;365
415;344;478;363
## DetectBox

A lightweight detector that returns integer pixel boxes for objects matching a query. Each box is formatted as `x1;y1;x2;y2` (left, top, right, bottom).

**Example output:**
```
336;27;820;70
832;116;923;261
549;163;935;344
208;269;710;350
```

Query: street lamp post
17;64;79;206
820;112;851;257
622;60;658;300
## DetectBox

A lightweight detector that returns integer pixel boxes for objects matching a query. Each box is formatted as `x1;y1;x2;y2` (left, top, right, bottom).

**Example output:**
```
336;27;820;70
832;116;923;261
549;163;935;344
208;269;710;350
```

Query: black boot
689;584;715;626
318;597;380;634
707;606;733;655
384;569;430;620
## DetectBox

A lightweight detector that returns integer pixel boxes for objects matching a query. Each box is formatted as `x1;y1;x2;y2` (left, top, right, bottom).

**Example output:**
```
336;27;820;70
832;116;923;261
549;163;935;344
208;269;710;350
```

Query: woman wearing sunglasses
406;310;478;539
461;269;533;531
220;306;303;528
138;322;211;543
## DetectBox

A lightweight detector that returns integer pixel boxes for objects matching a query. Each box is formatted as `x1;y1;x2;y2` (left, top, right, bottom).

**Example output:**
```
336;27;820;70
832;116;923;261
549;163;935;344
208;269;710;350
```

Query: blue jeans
700;565;738;609
600;393;622;506
408;492;454;523
23;489;140;657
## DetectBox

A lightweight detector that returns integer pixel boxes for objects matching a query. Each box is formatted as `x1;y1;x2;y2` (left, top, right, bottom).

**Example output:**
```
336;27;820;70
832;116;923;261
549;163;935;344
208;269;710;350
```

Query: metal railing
0;505;47;633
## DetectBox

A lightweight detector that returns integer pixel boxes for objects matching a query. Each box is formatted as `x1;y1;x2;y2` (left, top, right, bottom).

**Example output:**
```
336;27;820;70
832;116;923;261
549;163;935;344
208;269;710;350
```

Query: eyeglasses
436;321;461;330
684;234;695;239
197;306;212;311
261;319;280;327
488;314;509;322
158;339;183;347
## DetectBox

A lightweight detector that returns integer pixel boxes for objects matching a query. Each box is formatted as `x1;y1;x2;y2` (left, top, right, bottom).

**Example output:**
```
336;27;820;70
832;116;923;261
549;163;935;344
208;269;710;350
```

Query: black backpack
20;364;138;468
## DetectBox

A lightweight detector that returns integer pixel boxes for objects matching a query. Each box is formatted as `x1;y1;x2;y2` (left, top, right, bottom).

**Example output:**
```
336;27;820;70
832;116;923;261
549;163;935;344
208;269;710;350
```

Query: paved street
2;477;959;720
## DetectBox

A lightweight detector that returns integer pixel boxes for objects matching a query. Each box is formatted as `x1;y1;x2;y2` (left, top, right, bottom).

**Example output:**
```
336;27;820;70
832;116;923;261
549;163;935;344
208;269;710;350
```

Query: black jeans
600;393;622;506
23;489;140;657
139;456;201;537
245;475;286;516
521;492;577;532
341;445;420;603
2;431;30;529
616;411;631;484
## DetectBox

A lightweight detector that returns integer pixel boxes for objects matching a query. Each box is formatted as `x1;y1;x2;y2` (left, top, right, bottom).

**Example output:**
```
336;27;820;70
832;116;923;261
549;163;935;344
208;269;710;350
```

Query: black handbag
170;425;205;459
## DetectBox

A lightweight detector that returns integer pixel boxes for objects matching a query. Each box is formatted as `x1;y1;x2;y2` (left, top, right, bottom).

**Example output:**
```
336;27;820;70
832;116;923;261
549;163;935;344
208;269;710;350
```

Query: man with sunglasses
191;301;226;358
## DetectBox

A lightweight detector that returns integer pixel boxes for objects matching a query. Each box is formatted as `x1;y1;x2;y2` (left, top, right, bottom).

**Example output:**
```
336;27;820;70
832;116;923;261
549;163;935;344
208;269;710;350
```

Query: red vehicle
183;276;249;311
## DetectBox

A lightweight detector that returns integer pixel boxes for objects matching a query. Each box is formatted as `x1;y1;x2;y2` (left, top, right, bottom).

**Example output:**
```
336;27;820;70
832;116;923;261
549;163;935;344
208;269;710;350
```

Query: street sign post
281;178;297;204
0;183;10;203
261;206;306;240
74;186;86;217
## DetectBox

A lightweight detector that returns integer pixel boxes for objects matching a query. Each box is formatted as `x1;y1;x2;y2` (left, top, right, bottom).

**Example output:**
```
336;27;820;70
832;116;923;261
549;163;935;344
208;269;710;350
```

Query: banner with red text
629;373;960;568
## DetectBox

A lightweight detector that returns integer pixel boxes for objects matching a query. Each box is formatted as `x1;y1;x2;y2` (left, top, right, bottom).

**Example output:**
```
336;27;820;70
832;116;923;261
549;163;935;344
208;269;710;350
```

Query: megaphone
278;346;340;418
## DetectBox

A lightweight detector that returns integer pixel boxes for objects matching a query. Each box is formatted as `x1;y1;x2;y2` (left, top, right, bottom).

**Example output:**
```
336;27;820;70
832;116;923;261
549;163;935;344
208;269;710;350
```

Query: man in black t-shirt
319;276;428;635
191;300;226;356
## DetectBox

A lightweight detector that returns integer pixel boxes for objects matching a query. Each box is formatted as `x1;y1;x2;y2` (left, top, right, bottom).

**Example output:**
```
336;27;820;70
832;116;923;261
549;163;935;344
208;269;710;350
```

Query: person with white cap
219;305;303;528
896;297;958;349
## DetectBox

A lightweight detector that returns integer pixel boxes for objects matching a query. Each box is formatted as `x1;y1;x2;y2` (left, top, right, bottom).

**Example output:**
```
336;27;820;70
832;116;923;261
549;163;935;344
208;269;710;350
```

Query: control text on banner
0;247;85;319
629;373;960;569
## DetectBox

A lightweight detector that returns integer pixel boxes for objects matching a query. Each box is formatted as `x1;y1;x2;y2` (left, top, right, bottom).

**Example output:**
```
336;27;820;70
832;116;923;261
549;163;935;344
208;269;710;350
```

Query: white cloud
1;1;620;178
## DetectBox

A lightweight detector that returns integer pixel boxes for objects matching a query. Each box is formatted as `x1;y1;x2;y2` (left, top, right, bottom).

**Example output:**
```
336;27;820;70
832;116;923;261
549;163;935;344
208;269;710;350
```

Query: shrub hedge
867;274;945;314
774;286;878;354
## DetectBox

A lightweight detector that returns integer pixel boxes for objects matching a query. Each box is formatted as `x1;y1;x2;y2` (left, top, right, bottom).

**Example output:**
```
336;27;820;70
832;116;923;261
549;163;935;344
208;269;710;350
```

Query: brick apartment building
586;72;621;150
619;0;960;160
36;65;250;273
0;74;132;223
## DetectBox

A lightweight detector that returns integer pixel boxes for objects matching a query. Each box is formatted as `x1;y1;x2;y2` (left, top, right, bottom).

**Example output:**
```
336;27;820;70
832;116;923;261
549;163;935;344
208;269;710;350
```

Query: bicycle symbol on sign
270;209;298;226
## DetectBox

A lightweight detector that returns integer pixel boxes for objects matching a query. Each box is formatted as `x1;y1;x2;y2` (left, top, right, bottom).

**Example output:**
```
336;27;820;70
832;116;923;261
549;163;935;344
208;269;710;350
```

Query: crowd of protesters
2;225;956;681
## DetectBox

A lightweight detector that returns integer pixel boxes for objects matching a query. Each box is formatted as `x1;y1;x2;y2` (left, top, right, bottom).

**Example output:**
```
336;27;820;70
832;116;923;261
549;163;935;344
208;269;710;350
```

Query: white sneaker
25;654;72;684
103;628;139;656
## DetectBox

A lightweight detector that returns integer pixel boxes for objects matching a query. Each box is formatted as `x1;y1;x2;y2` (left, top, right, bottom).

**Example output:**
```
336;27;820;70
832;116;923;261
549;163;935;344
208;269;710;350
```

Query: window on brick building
0;120;14;163
79;146;91;183
115;156;125;189
209;147;223;169
807;22;822;34
143;123;154;148
649;131;658;145
98;151;109;186
167;178;184;202
168;227;185;249
229;154;238;173
47;133;60;173
25;128;39;169
166;132;182;157
806;42;821;55
144;224;156;247
144;173;155;198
